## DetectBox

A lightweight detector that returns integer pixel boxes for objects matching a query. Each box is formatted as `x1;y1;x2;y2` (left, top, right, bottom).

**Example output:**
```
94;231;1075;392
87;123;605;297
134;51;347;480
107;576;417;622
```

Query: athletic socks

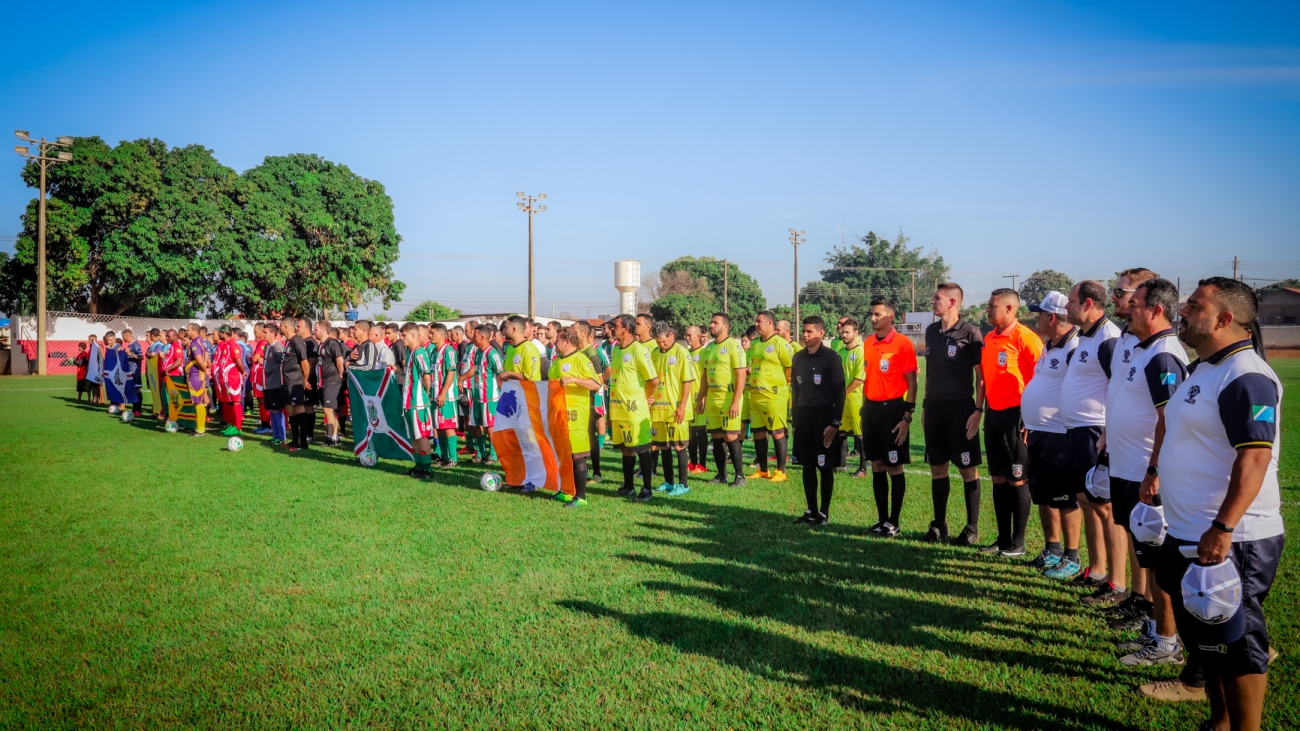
661;449;675;484
1011;482;1031;548
754;437;768;472
638;451;655;493
801;465;819;513
288;413;300;445
1155;633;1178;653
712;439;727;480
932;476;951;524
992;482;1013;548
573;458;588;500
872;471;889;523
774;435;788;473
727;439;744;476
818;468;835;516
623;455;637;491
676;449;689;486
840;438;850;469
1065;547;1080;562
889;472;906;526
963;478;981;531
1047;541;1063;557
857;437;867;472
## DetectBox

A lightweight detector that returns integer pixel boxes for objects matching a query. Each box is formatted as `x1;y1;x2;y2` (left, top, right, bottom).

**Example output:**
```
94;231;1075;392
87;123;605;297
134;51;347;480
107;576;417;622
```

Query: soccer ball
480;472;502;492
121;411;133;423
108;405;120;415
358;448;378;467
227;436;244;452
164;420;180;434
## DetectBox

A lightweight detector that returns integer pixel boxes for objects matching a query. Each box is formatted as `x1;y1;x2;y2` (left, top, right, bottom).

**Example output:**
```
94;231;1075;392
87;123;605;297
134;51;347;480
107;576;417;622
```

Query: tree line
0;137;404;318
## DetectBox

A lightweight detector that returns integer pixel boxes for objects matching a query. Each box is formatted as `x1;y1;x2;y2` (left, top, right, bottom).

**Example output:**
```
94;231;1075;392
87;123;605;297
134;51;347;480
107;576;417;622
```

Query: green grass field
1;361;1297;729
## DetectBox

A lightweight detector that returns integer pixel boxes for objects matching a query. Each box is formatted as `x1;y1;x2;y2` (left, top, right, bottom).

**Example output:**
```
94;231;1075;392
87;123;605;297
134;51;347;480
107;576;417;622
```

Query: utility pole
1233;256;1240;280
14;131;74;377
516;192;547;318
722;258;729;315
1003;273;1021;292
789;228;805;325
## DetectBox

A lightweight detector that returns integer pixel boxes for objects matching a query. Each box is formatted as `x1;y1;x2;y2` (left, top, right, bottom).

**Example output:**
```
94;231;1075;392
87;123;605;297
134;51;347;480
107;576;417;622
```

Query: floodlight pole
789;228;805;325
516;192;547;319
14;132;73;376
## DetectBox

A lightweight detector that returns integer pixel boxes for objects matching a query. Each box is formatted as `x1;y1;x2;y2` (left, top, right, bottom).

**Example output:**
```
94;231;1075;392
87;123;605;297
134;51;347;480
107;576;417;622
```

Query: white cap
1181;561;1243;627
1130;502;1167;546
1085;463;1111;501
1029;291;1068;316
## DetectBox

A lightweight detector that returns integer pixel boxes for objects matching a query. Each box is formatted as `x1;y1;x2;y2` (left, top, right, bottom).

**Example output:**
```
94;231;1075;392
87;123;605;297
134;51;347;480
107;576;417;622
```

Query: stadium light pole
789;228;805;325
14;131;74;376
516;192;547;318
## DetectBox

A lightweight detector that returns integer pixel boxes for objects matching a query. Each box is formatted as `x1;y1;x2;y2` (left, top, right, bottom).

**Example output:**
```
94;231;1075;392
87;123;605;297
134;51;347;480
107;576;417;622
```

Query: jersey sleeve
899;338;918;374
1020;330;1043;377
444;348;458;374
1144;352;1188;407
577;355;598;381
488;349;504;376
846;350;865;383
1218;372;1279;448
731;342;747;371
1096;336;1118;380
780;341;794;369
637;346;658;381
682;350;697;382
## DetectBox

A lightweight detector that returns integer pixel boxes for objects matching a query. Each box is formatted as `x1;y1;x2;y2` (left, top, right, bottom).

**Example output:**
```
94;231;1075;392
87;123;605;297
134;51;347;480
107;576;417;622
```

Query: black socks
889;472;906;526
676;449;689;485
661;449;675;484
754;436;768;473
712;438;727;480
873;471;889;523
727;439;744;476
963;478;981;530
932;476;951;524
574;458;588;500
638;451;655;493
623;455;637;490
774;435;788;473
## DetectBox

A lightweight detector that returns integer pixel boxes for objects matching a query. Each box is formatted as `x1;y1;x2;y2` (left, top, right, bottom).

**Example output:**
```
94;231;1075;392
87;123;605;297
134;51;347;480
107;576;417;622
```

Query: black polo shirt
791;344;846;416
284;335;308;387
924;317;983;403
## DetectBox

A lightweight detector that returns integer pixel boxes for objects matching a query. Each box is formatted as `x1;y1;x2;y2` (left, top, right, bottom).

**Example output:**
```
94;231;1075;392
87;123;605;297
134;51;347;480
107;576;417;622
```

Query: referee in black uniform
921;282;986;545
791;316;846;526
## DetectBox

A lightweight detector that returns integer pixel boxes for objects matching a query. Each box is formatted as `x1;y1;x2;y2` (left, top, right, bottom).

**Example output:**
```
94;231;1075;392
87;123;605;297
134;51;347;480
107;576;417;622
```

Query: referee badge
813;374;821;385
720;346;727;354
880;359;890;372
947;344;957;358
961;452;971;466
623;353;632;363
817;454;826;467
1012;464;1024;478
888;450;899;464
997;351;1008;367
513;355;522;365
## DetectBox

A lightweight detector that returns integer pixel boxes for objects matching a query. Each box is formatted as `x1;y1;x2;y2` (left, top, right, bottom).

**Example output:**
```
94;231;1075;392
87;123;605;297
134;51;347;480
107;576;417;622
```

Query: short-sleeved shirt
702;337;747;404
924;317;984;403
430;342;459;400
1021;327;1080;433
284;335;309;387
580;345;610;382
839;339;866;395
1104;328;1189;481
862;328;918;402
982;322;1043;411
504;340;543;382
466;346;505;403
403;344;431;410
264;339;286;388
746;335;794;400
609;340;657;420
548;351;598;417
1059;317;1122;428
319;338;346;386
651;342;697;422
1160;341;1283;542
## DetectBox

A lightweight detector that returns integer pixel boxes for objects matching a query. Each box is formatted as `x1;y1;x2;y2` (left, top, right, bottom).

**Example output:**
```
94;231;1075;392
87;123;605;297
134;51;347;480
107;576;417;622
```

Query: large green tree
1258;278;1300;297
0;137;237;316
404;300;461;321
1018;269;1073;305
214;154;404;318
801;230;949;324
649;293;715;333
659;256;765;326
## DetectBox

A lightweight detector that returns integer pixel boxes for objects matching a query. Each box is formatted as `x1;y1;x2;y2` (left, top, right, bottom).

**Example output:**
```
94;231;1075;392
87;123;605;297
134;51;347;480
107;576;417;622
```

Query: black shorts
1111;476;1140;536
264;387;286;411
860;397;911;466
320;382;342;410
1157;535;1284;677
1027;430;1079;509
286;383;306;406
922;398;982;468
1064;426;1103;481
77;378;93;394
984;406;1028;481
792;405;842;469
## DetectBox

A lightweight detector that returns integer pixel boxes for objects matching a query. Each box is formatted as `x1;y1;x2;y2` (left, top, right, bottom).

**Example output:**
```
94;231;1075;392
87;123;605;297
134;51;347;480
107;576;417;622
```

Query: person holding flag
502;316;543;382
549;326;602;507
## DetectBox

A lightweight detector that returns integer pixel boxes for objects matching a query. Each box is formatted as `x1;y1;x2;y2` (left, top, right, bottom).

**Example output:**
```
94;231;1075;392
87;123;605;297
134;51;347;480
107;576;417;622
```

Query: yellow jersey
609;340;657;420
746;334;793;400
703;337;746;406
651;342;697;422
504;340;542;381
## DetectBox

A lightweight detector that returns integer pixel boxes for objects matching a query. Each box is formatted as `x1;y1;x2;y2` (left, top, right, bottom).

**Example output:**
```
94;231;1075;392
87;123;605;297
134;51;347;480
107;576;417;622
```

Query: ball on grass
108;405;120;415
480;472;502;492
358;449;378;467
227;436;244;452
121;411;133;423
164;420;180;434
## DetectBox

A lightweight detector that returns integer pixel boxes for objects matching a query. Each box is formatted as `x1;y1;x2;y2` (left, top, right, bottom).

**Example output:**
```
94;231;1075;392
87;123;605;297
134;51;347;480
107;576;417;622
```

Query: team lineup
72;271;1284;731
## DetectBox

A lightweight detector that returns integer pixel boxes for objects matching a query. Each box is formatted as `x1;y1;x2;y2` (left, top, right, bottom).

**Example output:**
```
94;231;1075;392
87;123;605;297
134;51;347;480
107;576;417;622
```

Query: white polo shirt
1021;327;1079;434
1104;328;1190;482
1060;317;1121;429
1160;341;1284;543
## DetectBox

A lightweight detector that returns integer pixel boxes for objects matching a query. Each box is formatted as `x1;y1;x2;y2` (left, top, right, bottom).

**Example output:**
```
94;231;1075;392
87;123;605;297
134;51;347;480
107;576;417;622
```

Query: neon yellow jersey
548;351;596;451
746;335;793;398
609;340;657;420
651;342;697;422
840;340;866;394
831;338;847;355
504;340;542;381
689;346;708;426
789;337;804;354
703;337;746;406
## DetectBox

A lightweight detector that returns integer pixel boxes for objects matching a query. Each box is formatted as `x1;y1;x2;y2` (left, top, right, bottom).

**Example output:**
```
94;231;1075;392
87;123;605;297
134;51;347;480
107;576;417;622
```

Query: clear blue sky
3;0;1298;318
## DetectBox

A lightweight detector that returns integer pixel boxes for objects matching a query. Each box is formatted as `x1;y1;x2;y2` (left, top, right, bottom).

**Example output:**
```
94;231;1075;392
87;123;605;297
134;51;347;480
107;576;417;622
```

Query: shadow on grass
560;498;1139;730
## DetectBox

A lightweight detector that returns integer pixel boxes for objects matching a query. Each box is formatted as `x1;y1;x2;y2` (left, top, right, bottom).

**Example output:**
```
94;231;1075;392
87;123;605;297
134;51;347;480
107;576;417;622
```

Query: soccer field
1;364;1296;729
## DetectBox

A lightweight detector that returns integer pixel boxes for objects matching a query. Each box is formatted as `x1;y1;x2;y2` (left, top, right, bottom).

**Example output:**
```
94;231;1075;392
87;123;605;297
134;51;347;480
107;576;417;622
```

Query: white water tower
615;260;641;315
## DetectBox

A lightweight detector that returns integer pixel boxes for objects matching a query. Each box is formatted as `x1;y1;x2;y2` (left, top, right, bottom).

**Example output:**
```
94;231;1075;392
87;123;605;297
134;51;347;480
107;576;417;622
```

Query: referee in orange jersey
860;297;919;538
978;288;1044;557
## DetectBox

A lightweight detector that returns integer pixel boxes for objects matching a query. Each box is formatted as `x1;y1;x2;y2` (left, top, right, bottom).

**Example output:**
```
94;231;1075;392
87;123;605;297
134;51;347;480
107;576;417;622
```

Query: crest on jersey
888;450;899;464
849;352;857;361
997;351;1008;367
765;345;775;354
813;373;822;385
1122;349;1132;363
960;451;971;466
1012;464;1024;478
561;363;571;372
1127;366;1137;381
1185;385;1200;404
947;344;957;358
622;353;632;363
720;346;727;354
668;356;677;365
880;359;890;372
1049;358;1059;369
1079;351;1089;363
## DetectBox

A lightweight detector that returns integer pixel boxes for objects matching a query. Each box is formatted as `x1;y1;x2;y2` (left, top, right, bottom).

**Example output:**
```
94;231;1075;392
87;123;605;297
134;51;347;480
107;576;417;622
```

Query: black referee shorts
860;397;911;467
1027;430;1078;509
922;397;982;468
792;405;843;469
984;406;1028;482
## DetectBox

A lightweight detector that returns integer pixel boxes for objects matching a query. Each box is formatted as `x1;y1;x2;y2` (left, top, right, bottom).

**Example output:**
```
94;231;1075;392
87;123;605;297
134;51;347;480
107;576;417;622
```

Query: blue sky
3;0;1298;318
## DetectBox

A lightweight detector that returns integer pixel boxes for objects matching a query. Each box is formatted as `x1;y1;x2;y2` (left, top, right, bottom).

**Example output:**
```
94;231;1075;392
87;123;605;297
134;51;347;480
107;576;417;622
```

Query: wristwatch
902;412;913;423
1212;520;1235;533
829;419;841;428
1146;465;1159;477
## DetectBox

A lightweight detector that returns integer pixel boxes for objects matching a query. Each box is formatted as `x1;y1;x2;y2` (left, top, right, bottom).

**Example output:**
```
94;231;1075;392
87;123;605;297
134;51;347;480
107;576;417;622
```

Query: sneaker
707;475;729;485
1000;544;1027;558
978;543;1005;555
1081;585;1129;607
1067;567;1105;589
851;469;868;479
729;476;746;488
667;484;690;497
746;470;770;480
587;474;602;483
552;491;574;503
769;470;789;483
867;521;887;535
615;486;636;497
794;510;817;524
562;497;588;509
811;513;829;526
191;431;207;438
520;483;539;494
220;425;239;436
1044;558;1082;580
949;526;979;547
409;468;433;479
635;488;653;502
1116;623;1158;649
654;482;673;493
255;427;273;435
848;449;859;458
1106;602;1153;628
879;522;900;538
1121;640;1185;667
288;445;307;452
1104;596;1151;619
1135;680;1207;702
922;522;948;543
1025;549;1061;570
691;464;708;474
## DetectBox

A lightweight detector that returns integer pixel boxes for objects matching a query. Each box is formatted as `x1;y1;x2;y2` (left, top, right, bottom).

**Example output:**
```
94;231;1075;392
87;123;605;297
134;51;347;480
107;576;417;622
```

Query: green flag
347;368;414;462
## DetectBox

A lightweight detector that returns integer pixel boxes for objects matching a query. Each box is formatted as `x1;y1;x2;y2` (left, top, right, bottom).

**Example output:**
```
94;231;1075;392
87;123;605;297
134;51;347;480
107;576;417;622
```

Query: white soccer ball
108;405;120;415
164;420;180;434
227;436;244;452
121;410;133;423
358;448;378;467
480;472;502;492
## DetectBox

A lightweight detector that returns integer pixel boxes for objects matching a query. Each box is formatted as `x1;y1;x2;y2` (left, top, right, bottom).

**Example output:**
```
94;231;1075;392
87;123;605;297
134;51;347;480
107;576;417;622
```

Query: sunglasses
1111;287;1136;298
